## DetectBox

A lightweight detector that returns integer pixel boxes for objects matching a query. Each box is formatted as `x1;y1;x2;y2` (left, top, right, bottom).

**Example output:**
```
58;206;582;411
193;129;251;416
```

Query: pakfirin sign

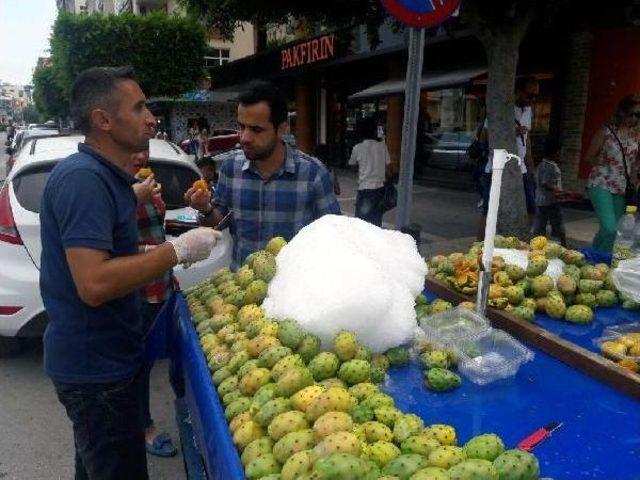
281;35;335;70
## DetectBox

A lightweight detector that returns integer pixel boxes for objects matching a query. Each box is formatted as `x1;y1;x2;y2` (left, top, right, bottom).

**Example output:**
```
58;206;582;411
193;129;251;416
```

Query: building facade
208;8;640;194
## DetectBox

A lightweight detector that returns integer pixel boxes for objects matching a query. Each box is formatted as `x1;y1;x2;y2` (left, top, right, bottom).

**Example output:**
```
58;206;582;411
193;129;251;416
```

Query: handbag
380;179;397;212
608;125;639;206
466;115;487;161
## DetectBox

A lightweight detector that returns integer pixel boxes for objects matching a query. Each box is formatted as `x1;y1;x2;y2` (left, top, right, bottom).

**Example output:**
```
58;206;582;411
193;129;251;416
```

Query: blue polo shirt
40;143;143;384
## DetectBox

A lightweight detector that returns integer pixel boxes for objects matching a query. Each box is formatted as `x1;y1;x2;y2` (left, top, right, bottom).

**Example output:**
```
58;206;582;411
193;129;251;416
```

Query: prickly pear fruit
366;441;401;467
309;352;340;381
267;410;310;441
254;397;291;427
314;431;362;457
401;435;441;457
275;366;314;397
297;333;322;363
241;436;274;467
338;359;372;385
244;453;280;480
290;385;325;413
464;433;505;461
239;367;271;396
382;453;428;479
333;330;359;361
272;428;315;464
257;345;292;369
393;414;425;443
428;446;466;469
280;449;315;480
492;449;539;480
423;424;457;446
313;411;354;441
232;420;264;451
277;319;304;349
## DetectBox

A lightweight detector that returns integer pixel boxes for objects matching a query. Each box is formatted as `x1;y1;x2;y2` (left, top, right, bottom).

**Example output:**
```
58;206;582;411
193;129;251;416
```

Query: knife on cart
517;422;563;451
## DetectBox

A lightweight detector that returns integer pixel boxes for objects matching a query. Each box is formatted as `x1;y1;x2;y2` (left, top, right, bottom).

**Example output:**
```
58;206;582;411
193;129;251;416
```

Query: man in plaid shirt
186;81;341;268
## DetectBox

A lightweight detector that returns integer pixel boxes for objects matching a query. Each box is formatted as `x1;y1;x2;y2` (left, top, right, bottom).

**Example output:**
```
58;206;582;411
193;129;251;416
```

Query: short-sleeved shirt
214;145;341;268
535;159;562;206
484;106;532;174
349;139;391;190
40;143;143;384
587;126;639;195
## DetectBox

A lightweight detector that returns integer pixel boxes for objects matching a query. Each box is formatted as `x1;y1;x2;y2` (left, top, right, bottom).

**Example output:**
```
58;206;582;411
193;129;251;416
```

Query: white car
0;135;232;356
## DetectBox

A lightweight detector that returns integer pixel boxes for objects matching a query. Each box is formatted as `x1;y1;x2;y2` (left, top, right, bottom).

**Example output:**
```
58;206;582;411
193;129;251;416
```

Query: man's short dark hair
544;136;562;157
237;81;288;128
70;66;137;135
515;76;538;92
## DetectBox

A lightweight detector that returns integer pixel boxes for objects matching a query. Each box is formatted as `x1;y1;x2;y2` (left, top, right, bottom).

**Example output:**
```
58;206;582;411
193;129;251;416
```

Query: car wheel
0;336;22;357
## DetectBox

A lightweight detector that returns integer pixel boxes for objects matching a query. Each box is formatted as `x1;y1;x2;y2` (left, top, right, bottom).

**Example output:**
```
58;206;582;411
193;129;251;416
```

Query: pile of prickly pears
428;235;627;327
185;238;541;479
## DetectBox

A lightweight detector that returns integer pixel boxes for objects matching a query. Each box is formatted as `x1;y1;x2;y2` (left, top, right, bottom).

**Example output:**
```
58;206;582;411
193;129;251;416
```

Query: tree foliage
180;0;388;45
50;12;207;98
33;65;69;120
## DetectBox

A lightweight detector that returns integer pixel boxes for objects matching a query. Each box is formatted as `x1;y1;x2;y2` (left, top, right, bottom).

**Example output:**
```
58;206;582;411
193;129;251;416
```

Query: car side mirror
5;147;13;155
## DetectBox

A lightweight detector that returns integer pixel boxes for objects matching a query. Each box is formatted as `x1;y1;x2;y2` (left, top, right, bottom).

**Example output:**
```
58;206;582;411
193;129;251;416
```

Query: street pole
395;27;425;229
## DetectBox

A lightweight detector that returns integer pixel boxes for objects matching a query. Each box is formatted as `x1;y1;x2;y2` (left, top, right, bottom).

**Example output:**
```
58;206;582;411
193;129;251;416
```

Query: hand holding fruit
185;179;212;213
133;174;161;204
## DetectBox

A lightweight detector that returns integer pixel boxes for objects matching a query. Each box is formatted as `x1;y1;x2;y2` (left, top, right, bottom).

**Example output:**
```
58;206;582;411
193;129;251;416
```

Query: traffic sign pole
395;27;425;229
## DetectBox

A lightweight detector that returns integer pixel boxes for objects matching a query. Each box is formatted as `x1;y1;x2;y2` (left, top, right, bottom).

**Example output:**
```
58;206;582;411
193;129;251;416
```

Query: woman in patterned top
585;95;640;253
132;151;179;458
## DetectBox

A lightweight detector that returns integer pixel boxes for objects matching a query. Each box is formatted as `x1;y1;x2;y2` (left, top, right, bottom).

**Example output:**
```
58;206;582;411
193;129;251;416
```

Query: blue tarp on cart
173;292;640;480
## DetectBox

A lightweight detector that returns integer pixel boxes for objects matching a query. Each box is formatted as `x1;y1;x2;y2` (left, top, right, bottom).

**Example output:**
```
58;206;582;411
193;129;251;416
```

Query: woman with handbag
585;95;640;253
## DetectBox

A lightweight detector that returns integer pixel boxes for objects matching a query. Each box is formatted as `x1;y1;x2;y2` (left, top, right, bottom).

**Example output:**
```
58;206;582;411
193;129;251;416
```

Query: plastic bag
612;258;640;303
493;248;564;285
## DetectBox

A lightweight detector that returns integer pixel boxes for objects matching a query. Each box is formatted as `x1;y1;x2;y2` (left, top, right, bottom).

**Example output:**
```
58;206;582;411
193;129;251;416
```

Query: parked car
5;128;61;173
179;129;240;156
0;135;232;356
420;130;475;171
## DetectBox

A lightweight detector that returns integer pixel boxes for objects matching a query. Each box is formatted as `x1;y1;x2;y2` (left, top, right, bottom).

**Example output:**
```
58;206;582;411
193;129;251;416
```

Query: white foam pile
262;215;427;353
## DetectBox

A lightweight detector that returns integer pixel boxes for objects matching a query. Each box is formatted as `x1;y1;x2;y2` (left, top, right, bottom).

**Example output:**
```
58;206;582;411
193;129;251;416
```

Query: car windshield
12;160;200;213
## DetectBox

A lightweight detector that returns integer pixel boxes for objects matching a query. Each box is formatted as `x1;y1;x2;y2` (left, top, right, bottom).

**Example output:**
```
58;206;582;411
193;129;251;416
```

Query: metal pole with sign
396;27;425;228
381;0;462;231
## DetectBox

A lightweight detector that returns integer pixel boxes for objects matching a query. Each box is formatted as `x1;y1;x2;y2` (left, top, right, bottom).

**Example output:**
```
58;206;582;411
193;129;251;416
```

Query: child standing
533;137;567;246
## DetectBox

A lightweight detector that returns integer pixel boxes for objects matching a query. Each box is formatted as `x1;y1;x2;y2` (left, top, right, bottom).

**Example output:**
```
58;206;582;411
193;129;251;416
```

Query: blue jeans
355;187;385;227
54;371;148;480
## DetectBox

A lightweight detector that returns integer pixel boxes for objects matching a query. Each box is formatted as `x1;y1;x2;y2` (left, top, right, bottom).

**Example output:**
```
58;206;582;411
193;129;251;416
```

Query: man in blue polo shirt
185;81;341;268
40;67;221;480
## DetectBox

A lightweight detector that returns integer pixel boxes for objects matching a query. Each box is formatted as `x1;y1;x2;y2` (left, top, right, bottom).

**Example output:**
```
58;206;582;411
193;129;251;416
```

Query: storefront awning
348;67;487;101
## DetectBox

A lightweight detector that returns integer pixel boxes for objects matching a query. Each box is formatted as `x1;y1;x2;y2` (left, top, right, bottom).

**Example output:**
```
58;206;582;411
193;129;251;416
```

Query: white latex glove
168;228;222;265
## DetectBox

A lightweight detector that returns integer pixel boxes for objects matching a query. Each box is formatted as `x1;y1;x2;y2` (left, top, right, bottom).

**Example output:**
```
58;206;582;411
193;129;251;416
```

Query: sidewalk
335;167;598;259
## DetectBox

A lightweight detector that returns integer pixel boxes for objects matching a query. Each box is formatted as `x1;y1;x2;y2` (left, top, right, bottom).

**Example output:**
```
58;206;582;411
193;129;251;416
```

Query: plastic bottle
614;205;637;260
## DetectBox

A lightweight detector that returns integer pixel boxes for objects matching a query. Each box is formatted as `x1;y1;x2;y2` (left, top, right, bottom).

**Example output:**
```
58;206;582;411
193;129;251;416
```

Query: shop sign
281;35;335;70
382;0;461;28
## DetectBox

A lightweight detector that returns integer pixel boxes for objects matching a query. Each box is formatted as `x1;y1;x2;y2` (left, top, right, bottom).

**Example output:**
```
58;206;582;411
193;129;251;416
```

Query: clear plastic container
614;205;637;261
419;307;491;346
456;329;534;385
602;322;640;338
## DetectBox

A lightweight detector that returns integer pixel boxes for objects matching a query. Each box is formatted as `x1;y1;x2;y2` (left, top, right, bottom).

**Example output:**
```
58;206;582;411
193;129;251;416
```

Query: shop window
205;48;231;68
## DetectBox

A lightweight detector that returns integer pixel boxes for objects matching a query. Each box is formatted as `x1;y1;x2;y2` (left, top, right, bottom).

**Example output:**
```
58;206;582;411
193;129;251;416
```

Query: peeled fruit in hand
192;178;208;191
138;167;153;178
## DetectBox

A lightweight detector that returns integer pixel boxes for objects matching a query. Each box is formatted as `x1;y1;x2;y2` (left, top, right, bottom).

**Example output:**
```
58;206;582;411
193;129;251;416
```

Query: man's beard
243;137;279;161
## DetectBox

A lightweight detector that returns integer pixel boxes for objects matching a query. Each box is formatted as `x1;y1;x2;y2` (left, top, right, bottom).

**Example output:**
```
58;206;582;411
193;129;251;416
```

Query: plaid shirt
137;195;175;303
215;145;341;268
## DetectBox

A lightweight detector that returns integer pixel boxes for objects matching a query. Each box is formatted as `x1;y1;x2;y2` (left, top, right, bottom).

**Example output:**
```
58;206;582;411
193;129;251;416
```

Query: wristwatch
197;204;215;223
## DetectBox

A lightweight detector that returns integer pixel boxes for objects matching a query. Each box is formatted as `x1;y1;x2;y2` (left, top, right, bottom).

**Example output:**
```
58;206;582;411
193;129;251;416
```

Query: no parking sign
380;0;461;229
382;0;461;28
